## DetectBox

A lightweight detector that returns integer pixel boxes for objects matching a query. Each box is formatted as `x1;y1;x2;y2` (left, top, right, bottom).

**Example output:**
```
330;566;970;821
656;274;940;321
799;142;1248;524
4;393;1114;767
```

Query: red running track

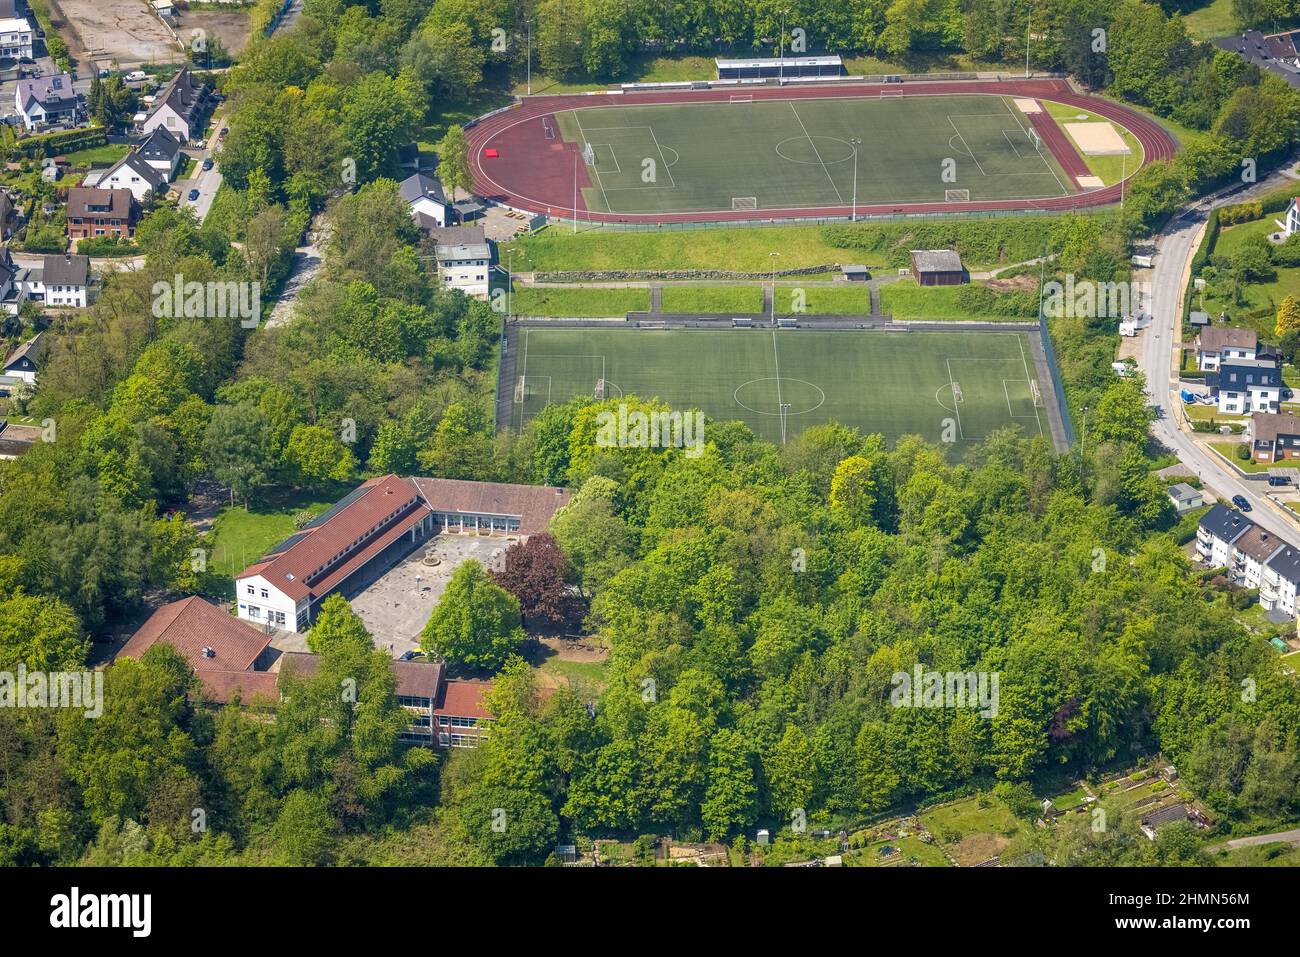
464;79;1176;224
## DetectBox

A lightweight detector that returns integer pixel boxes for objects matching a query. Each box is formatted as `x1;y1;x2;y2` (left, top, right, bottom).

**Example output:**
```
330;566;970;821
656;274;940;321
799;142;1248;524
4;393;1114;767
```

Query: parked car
201;157;213;171
1232;495;1252;511
187;188;200;202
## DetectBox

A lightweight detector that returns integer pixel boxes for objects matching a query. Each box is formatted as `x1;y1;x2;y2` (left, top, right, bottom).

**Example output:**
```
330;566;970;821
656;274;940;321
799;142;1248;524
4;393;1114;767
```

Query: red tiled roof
238;475;428;602
198;669;280;704
278;651;449;702
435;678;493;720
118;596;271;674
412;477;571;535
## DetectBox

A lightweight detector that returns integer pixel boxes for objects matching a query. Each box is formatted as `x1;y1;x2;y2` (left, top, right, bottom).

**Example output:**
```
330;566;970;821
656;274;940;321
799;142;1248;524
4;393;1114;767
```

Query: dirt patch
182;9;252;59
985;274;1038;293
534;634;607;663
48;0;182;70
945;832;1010;866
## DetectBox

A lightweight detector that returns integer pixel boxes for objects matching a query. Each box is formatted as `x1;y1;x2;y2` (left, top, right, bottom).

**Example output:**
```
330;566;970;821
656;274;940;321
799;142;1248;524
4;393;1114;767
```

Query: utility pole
850;137;862;221
526;19;532;96
507;247;515;319
1025;9;1031;79
769;251;780;323
779;11;786;83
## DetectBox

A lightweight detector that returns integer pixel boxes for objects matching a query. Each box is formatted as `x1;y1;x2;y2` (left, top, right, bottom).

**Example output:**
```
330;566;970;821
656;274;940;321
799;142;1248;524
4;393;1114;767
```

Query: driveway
1137;165;1300;540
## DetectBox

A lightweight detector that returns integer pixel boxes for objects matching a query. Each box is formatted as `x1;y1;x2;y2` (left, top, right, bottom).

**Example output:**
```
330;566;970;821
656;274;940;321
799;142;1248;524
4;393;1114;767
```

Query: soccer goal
594;378;605;399
732;196;758;211
1029;380;1044;407
582;142;596;166
951;381;964;402
514;376;527;404
542;117;556;140
729;93;753;103
1027;127;1044;153
945;189;970;202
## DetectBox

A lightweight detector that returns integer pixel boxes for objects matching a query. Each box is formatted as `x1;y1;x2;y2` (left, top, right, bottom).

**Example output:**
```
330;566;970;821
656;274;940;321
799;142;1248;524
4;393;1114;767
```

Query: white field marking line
1000;97;1069;198
473;92;1112;217
646;124;678;188
1002;129;1027;159
947;116;987;177
593;145;621;173
1015;335;1045;436
1001;379;1043;423
788;101;844;204
771;329;785;418
572;110;614;213
945;357;965;441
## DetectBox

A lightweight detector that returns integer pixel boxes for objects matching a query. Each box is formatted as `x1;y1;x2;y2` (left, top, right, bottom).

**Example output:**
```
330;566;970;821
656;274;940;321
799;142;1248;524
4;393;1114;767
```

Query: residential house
428;225;493;299
1206;355;1282;415
233;474;570;631
14;73;77;132
0;420;40;458
135;126;184;180
1195;326;1257;371
65;187;136;240
24;253;89;308
1;331;40;383
1264;545;1300;616
399;172;450;228
1249;411;1300;463
0;16;32;61
139;67;211;143
910;249;967;286
1231;524;1286;590
1166;483;1204;513
84;151;165;202
1196;503;1253;567
0;245;21;314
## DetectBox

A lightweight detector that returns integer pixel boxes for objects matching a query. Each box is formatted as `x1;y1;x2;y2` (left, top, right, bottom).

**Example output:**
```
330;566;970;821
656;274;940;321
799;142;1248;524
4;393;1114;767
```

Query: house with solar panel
234;474;569;632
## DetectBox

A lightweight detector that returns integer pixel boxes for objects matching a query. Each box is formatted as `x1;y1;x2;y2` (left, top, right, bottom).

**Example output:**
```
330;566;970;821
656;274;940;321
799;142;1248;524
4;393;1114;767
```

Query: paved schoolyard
349;533;516;656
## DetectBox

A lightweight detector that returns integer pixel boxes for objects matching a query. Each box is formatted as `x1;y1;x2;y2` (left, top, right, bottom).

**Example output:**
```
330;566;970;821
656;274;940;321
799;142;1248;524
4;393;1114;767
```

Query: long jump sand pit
47;0;180;69
1064;121;1130;155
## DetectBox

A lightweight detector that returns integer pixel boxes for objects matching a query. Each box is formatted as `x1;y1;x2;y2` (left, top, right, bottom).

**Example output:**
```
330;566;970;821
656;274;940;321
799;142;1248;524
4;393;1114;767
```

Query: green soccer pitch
510;327;1052;450
554;93;1073;215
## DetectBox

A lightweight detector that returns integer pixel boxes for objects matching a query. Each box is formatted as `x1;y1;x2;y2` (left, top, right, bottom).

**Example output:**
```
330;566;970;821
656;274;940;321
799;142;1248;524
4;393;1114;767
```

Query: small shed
910;249;967;286
1166;482;1204;513
841;264;869;282
1189;310;1210;327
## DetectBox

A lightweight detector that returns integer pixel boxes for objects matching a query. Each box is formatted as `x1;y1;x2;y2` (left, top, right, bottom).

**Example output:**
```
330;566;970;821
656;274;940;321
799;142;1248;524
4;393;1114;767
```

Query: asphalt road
1137;171;1300;540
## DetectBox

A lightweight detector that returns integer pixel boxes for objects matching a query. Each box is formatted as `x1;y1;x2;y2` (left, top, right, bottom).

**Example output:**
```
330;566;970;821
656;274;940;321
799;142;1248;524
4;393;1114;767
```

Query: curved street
1138;167;1300;540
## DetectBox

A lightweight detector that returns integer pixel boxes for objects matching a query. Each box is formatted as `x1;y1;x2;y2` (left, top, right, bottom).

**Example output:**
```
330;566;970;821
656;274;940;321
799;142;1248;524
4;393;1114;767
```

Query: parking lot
348;532;511;657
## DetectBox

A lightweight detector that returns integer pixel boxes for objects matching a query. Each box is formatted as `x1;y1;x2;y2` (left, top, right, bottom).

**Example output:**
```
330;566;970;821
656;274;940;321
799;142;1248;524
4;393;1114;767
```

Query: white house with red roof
234;474;570;632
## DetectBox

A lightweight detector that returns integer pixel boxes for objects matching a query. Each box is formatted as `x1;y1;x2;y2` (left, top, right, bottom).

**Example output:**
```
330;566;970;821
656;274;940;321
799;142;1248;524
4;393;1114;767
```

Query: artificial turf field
553;93;1074;215
511;327;1051;449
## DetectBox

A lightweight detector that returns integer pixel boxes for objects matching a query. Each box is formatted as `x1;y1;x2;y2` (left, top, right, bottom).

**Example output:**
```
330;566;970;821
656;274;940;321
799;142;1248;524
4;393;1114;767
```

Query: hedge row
15;127;107;158
820;216;1088;270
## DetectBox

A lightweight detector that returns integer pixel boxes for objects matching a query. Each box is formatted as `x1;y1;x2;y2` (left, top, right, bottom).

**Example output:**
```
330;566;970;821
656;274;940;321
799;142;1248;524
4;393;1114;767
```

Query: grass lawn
1184;402;1245;425
1200;218;1300;329
554;93;1072;214
538;656;609;693
919;794;1037;866
795;284;873;314
511;286;647;317
209;490;339;586
1280;650;1300;674
1048;786;1091;812
1209;440;1269;472
1183;0;1242;39
848;835;950;867
63;143;130;168
1042;100;1144;186
880;280;1035;322
513;325;1052;449
1213;841;1300;866
659;285;764;314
